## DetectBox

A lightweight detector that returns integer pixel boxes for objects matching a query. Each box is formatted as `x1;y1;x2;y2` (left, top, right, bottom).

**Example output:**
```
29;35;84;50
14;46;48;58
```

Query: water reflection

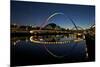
30;34;84;45
11;34;88;66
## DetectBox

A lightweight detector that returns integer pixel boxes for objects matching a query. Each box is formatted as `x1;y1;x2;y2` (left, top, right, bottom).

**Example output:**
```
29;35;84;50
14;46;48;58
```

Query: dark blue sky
11;1;95;29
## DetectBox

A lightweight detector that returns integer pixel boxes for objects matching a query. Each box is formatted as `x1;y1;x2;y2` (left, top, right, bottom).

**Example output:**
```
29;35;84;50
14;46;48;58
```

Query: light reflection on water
11;34;88;65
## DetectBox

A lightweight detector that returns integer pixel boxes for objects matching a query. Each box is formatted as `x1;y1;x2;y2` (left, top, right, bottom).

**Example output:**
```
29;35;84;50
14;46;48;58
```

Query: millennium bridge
12;12;95;59
29;12;94;44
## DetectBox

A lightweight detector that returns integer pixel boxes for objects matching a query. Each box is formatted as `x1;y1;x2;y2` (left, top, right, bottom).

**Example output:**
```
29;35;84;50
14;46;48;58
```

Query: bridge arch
39;12;78;30
37;12;81;58
71;26;84;31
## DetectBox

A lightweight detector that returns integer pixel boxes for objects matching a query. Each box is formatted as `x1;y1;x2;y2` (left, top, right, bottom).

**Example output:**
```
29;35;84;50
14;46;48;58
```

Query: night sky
11;1;95;29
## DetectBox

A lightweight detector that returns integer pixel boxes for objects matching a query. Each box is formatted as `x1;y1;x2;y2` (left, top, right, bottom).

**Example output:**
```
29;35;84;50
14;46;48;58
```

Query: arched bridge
30;12;84;35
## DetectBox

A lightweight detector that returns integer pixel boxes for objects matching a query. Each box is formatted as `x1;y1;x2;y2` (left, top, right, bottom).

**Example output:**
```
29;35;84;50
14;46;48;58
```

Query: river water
11;34;88;66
